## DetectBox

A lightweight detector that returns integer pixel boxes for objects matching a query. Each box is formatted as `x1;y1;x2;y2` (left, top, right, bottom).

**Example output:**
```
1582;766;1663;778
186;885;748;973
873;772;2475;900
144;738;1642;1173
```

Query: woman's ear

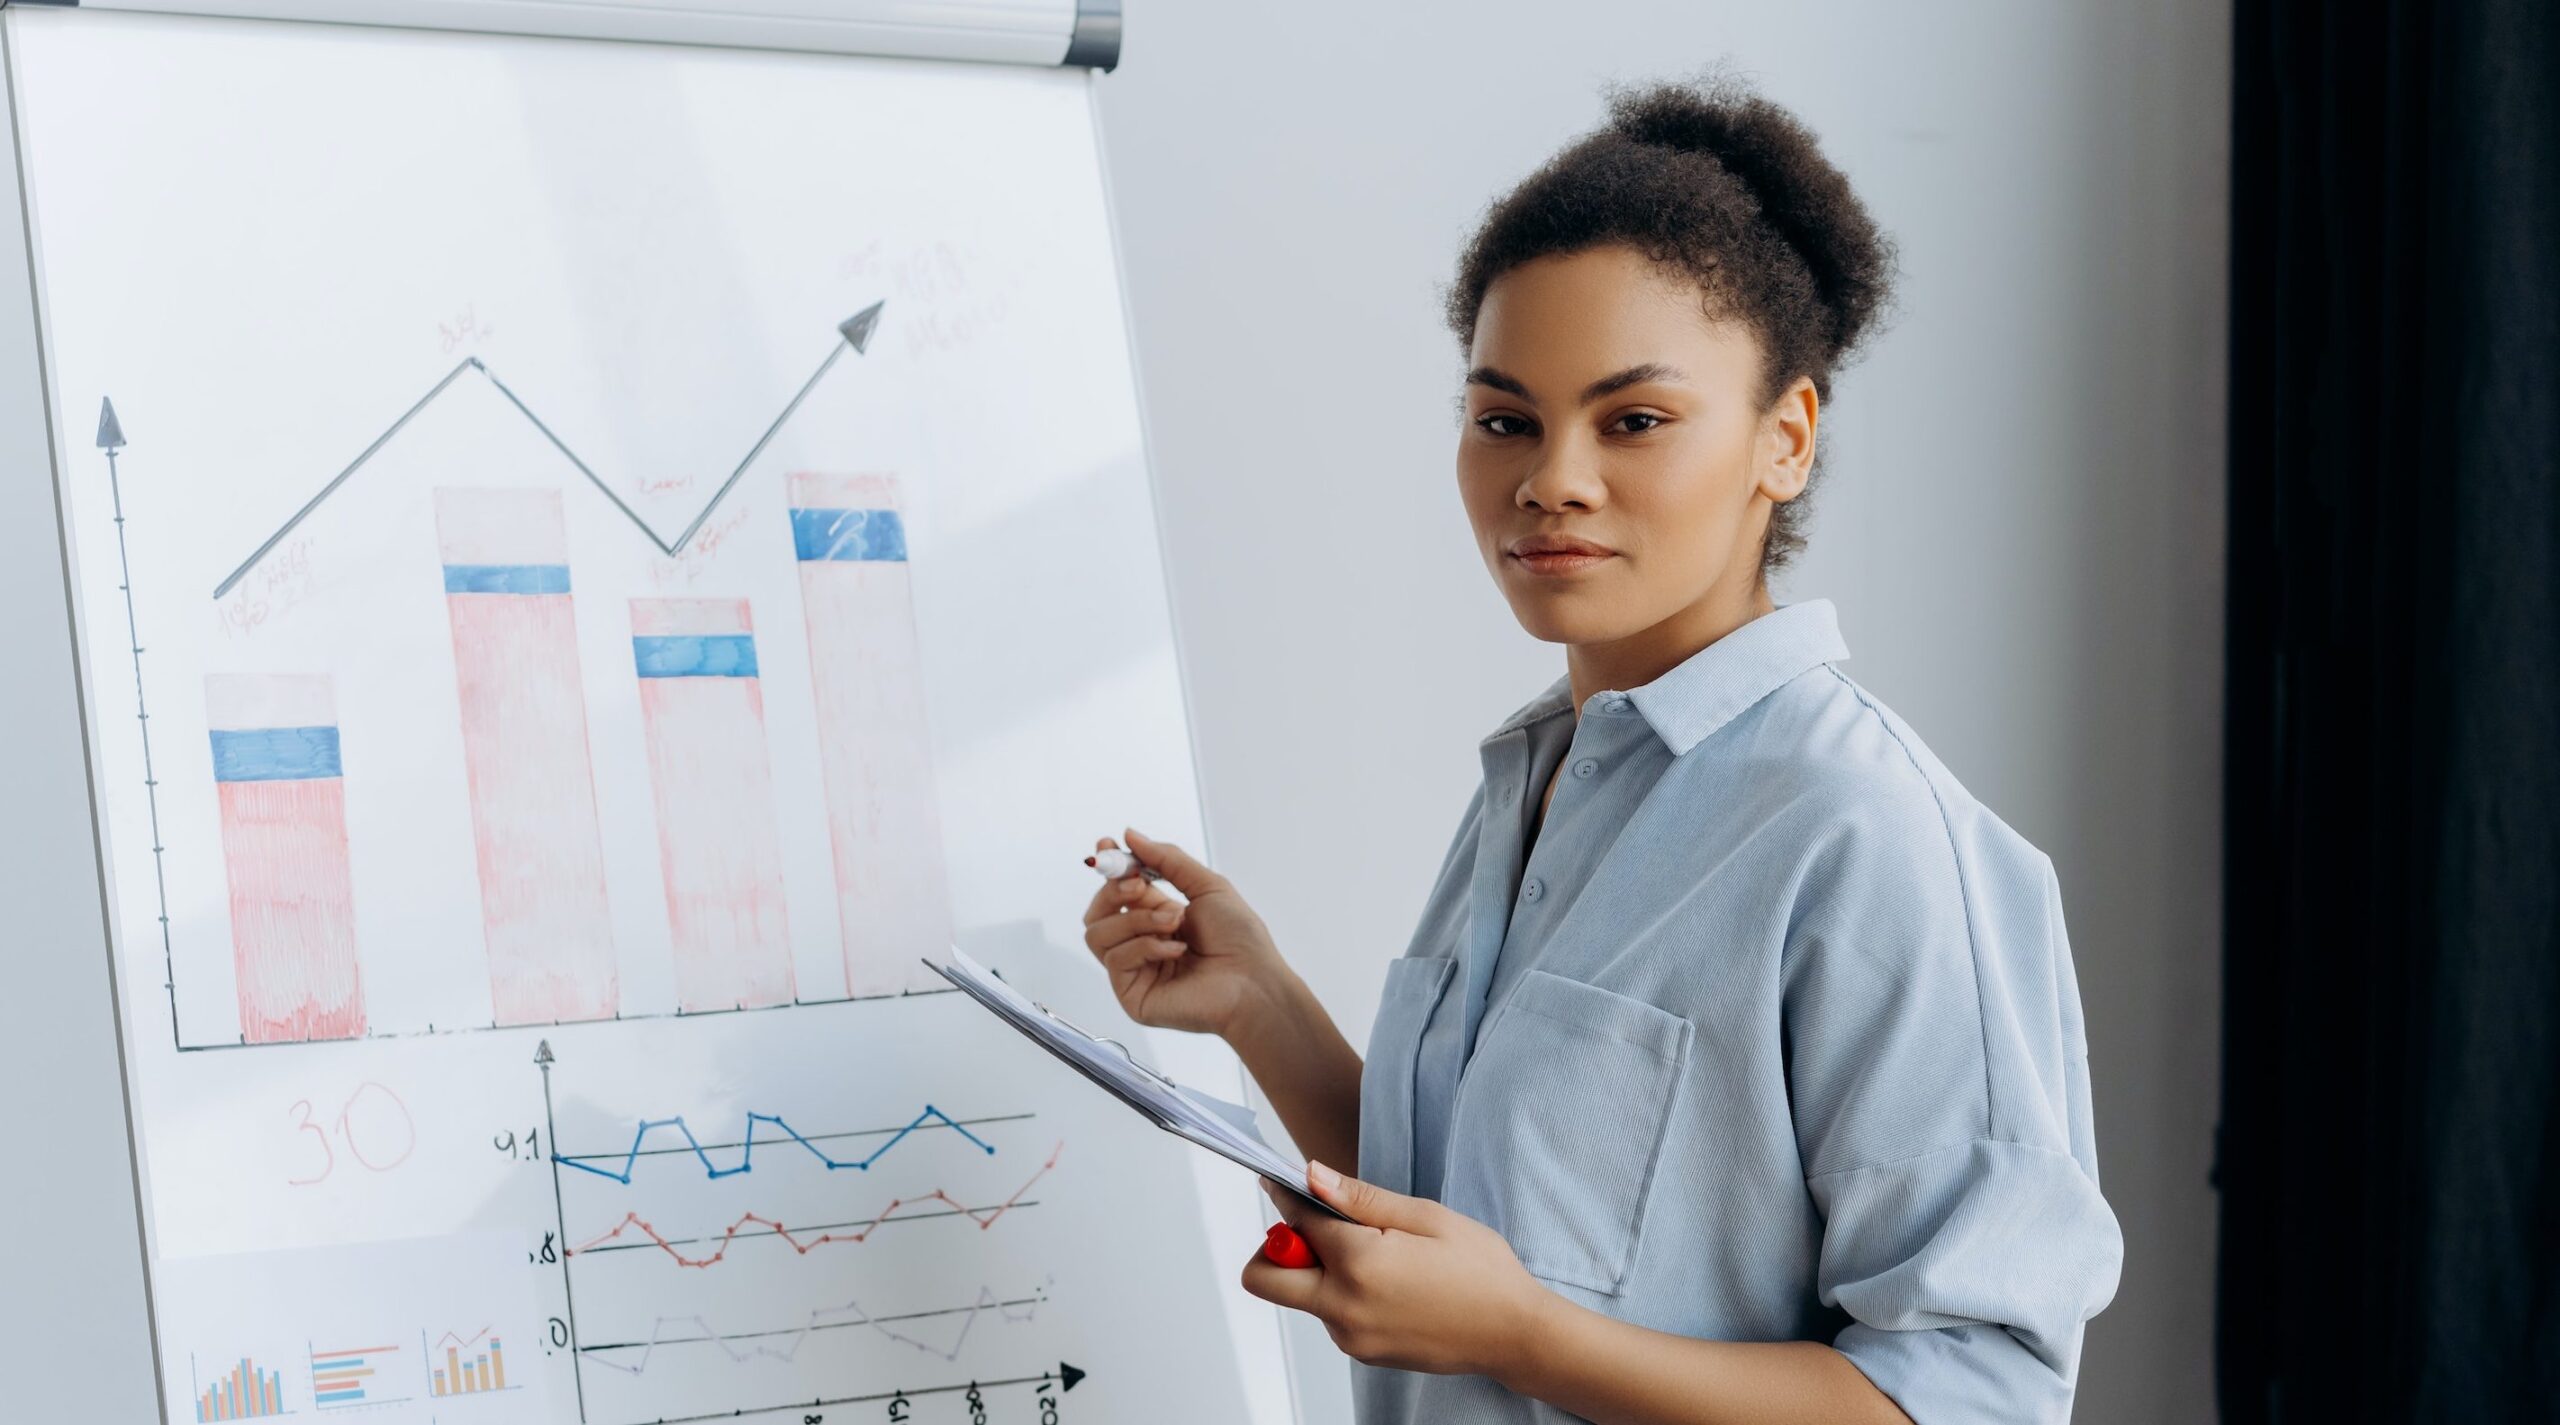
1758;376;1819;503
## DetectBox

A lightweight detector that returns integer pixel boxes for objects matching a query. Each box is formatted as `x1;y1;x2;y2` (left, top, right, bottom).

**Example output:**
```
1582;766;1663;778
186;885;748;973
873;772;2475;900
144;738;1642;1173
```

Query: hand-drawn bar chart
631;597;796;1012
153;1233;553;1424
108;309;981;1050
205;673;366;1043
428;1328;511;1397
193;1353;287;1422
435;487;620;1026
790;473;953;996
308;1341;400;1408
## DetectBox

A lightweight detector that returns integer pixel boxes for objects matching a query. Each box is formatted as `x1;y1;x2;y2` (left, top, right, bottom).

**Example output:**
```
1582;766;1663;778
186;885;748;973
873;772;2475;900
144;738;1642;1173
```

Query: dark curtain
2219;0;2560;1420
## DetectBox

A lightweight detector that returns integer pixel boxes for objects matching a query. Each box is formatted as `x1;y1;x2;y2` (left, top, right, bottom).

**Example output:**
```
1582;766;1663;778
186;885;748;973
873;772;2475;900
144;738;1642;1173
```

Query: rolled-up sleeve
1783;767;2124;1424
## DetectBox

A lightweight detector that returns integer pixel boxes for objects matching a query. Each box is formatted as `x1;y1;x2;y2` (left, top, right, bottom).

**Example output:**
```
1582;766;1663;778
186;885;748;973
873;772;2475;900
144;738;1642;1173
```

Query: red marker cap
1261;1222;1318;1269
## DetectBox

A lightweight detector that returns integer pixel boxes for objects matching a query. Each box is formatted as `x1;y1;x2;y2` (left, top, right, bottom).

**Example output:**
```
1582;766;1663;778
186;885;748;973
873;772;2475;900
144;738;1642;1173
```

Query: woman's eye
1474;413;1532;437
1612;412;1665;434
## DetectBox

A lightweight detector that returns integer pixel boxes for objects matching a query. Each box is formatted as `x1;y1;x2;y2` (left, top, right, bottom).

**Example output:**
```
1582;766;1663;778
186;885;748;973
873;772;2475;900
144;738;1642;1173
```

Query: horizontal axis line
634;1368;1075;1425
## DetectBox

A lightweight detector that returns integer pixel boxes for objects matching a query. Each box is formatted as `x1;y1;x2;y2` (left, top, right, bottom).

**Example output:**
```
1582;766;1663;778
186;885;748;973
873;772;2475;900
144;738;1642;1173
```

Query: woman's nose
1518;447;1605;511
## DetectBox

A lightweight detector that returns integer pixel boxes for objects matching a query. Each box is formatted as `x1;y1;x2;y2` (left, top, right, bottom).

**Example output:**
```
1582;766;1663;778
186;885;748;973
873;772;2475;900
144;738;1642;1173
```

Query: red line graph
433;1327;495;1352
569;1140;1062;1268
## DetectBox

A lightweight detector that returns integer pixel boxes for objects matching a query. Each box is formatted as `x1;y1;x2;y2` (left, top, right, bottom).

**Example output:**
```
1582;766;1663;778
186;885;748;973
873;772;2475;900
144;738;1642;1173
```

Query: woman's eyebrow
1580;362;1684;403
1466;362;1687;403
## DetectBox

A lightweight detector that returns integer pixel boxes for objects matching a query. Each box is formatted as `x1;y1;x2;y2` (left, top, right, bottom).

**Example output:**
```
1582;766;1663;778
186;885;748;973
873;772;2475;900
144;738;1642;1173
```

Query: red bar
631;599;795;1011
205;675;365;1043
788;473;952;996
435;488;619;1024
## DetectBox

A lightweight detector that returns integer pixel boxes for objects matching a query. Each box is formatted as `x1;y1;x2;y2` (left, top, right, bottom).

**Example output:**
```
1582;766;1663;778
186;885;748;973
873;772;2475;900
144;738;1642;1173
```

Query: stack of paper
929;949;1335;1214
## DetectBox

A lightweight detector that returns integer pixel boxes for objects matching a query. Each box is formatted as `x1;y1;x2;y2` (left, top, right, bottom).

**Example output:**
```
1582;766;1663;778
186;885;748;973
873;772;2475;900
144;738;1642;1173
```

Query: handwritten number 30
288;1082;418;1185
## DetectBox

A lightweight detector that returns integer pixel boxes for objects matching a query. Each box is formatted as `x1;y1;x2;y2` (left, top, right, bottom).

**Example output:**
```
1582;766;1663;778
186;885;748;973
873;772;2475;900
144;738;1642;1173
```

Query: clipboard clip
1034;998;1182;1091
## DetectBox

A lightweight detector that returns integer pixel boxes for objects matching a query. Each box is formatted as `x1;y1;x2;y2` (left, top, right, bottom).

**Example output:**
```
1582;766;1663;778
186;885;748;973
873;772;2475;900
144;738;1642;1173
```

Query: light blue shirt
1354;599;2122;1425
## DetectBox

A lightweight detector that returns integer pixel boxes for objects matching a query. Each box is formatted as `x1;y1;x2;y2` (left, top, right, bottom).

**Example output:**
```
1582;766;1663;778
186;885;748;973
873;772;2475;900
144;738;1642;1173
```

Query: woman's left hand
1241;1160;1549;1377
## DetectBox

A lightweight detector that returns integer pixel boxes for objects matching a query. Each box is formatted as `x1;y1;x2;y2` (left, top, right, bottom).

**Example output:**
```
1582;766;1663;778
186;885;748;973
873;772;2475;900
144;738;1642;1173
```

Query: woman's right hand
1081;827;1289;1039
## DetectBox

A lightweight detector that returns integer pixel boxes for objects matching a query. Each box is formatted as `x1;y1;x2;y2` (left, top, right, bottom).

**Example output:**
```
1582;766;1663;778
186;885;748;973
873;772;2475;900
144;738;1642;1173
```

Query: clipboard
926;951;1344;1218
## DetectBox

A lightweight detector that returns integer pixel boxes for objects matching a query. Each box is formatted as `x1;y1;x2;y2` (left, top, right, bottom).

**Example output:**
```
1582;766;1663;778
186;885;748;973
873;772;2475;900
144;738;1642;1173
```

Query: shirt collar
1481;599;1851;757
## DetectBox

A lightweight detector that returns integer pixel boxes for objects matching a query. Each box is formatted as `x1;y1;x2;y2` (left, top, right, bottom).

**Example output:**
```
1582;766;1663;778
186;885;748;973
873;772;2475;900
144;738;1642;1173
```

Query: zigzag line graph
581;1282;1049;1374
569;1141;1063;1268
558;1104;998;1184
211;302;886;599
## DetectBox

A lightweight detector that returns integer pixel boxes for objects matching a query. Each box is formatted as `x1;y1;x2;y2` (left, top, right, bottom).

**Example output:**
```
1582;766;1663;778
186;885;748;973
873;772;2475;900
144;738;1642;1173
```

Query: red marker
1261;1222;1318;1269
1085;847;1164;883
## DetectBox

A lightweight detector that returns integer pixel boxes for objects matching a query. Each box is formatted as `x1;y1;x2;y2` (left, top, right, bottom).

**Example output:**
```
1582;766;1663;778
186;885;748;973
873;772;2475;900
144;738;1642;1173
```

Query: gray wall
1093;3;2230;1421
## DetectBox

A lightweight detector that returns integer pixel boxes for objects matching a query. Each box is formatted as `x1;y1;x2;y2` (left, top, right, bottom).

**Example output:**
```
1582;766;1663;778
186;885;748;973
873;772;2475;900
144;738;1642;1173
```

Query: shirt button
1602;695;1630;713
1522;877;1543;902
1572;756;1600;779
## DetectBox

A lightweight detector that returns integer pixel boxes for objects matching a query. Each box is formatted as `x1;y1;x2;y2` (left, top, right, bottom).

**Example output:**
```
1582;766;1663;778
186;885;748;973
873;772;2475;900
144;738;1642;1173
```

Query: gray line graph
211;301;886;599
581;1282;1049;1373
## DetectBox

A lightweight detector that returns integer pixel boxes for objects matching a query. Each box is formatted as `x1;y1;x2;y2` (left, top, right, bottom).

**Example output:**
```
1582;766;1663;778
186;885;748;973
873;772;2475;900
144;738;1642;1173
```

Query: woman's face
1456;244;1815;650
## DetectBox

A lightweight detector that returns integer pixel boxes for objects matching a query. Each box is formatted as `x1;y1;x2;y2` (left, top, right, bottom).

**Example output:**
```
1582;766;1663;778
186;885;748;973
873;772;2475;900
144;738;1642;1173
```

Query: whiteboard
3;8;1287;1424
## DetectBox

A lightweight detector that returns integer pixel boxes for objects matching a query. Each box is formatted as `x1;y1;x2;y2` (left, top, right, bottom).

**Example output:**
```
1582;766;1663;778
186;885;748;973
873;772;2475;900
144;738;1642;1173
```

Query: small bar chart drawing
789;473;954;996
308;1341;401;1408
426;1328;512;1398
192;1353;287;1422
206;673;367;1043
436;487;620;1025
631;597;796;1011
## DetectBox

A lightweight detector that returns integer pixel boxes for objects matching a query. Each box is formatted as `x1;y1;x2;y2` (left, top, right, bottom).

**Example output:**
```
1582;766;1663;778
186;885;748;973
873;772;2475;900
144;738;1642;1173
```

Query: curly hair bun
1605;81;1892;368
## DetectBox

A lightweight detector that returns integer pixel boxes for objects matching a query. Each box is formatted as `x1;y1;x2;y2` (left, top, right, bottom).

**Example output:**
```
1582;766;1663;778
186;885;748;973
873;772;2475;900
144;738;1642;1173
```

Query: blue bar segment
443;563;572;594
210;726;343;782
790;507;908;562
633;634;760;679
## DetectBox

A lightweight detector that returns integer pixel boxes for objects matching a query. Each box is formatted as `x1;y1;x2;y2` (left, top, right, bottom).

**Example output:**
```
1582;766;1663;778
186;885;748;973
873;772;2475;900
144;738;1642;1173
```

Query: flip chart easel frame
0;6;1314;1423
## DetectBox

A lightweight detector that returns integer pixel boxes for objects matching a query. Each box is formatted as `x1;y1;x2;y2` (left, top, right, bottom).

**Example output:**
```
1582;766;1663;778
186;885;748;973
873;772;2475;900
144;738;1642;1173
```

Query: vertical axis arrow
98;399;186;1050
536;1039;589;1423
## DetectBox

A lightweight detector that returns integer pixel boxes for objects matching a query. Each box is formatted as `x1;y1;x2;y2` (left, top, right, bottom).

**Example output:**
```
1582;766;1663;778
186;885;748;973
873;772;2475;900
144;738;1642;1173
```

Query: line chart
535;1045;1084;1421
212;302;886;599
557;1104;1002;1184
569;1141;1063;1268
581;1283;1048;1373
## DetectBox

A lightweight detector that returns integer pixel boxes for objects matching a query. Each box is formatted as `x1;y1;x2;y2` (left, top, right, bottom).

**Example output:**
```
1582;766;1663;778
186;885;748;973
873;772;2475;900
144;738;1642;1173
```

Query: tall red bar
435;487;618;1024
631;597;795;1011
205;673;366;1042
786;473;952;995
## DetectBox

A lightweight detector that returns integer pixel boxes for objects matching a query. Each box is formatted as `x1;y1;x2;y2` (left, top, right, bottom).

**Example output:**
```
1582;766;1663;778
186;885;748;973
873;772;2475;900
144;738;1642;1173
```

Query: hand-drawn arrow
212;301;887;599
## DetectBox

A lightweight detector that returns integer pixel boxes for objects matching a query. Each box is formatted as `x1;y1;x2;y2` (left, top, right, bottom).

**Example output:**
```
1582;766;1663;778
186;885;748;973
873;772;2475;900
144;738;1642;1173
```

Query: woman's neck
1563;581;1778;719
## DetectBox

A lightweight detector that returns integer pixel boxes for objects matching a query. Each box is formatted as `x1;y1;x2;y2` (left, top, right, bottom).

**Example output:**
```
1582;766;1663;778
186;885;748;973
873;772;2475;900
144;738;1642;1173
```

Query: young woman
1082;79;2121;1425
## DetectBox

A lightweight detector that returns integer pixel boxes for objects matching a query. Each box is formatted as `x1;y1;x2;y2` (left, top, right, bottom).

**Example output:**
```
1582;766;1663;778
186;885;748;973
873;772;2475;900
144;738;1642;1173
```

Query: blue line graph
560;1105;997;1184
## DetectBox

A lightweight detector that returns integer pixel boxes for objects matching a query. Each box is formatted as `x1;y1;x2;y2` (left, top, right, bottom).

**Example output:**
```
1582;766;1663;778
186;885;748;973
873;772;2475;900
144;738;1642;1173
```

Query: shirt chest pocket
1441;969;1693;1296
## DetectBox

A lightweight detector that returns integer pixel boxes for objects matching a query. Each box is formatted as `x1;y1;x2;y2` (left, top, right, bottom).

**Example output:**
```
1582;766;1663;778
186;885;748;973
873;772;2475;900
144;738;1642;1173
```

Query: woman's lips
1509;549;1615;575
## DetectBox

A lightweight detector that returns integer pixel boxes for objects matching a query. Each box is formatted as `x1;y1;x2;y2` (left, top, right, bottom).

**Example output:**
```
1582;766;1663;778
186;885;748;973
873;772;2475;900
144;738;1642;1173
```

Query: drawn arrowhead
96;397;125;450
838;300;885;354
1059;1362;1085;1392
534;1039;555;1066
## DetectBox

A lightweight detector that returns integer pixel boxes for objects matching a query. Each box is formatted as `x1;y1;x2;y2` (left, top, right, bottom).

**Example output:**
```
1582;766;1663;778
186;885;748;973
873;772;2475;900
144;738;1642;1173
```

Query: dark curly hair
1446;76;1898;572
